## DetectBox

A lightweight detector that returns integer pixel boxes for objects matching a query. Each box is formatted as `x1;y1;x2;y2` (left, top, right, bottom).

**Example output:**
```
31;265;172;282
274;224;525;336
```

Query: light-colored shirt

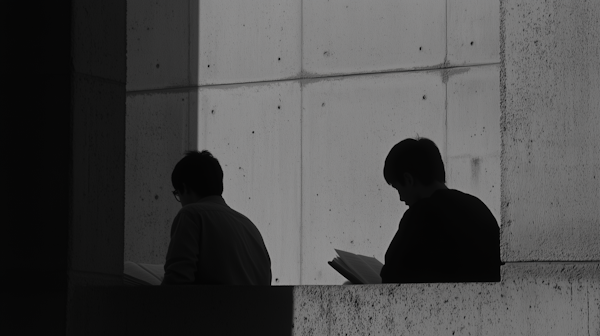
162;195;272;285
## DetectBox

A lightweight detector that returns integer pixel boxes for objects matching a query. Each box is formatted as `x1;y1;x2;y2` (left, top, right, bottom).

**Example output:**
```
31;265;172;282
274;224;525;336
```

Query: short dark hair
171;150;224;198
383;137;446;186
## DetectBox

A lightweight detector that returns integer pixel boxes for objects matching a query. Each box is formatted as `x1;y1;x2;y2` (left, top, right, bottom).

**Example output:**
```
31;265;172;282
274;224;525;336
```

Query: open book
123;261;165;286
328;249;384;284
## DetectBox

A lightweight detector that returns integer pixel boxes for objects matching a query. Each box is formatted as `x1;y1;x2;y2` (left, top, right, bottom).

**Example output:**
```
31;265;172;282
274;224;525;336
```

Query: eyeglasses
172;190;181;202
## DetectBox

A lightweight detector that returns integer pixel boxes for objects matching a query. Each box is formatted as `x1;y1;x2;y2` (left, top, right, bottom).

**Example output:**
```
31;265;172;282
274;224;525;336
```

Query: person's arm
162;209;202;285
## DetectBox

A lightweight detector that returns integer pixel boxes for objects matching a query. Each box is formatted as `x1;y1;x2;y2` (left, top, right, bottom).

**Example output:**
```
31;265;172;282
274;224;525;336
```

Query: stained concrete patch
303;0;445;75
126;0;191;91
199;0;301;85
447;0;500;66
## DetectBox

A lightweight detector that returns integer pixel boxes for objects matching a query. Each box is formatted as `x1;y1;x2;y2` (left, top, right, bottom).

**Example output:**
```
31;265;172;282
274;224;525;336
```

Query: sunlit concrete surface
197;81;302;285
199;0;302;85
293;263;600;336
302;0;446;76
301;71;446;284
446;65;501;224
126;0;192;91
125;90;195;264
124;0;505;286
447;0;500;66
501;0;600;261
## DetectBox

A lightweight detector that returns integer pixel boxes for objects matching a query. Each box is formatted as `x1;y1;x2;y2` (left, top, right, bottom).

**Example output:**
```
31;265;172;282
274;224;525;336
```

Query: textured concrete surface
501;0;600;261
127;0;192;91
302;0;446;75
125;90;194;264
293;263;600;336
199;0;301;85
447;65;501;223
71;73;125;277
301;71;446;284
197;81;302;285
73;0;126;82
447;0;500;66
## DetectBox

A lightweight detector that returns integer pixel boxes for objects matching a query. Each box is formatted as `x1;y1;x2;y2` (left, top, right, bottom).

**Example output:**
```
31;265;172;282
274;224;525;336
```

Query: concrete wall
501;0;600;262
126;0;502;285
69;264;598;336
57;0;599;334
6;1;126;334
126;0;197;264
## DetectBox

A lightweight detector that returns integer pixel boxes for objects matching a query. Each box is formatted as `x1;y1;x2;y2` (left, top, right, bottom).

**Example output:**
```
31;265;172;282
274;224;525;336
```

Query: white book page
124;261;162;285
138;263;165;283
357;255;384;281
335;249;383;284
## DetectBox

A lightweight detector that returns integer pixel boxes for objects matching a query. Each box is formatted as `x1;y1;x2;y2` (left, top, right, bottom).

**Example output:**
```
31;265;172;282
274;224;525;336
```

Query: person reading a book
162;150;272;285
380;137;501;283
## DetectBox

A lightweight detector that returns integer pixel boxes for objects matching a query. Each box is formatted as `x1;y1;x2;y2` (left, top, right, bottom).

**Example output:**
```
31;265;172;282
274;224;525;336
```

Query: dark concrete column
5;1;126;334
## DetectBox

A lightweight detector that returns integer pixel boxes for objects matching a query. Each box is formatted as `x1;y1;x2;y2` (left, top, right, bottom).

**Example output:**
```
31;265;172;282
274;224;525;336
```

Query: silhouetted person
380;138;501;283
162;150;272;285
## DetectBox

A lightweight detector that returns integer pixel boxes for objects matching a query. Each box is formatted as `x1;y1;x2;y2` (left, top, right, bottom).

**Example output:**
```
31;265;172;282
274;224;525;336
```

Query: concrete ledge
68;263;599;335
68;285;294;336
294;263;599;336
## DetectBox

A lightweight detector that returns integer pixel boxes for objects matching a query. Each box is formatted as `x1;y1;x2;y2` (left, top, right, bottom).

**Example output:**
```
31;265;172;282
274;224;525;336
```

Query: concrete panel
447;65;501;223
303;0;446;76
198;0;301;85
197;82;302;285
127;0;191;91
125;90;193;264
71;74;125;276
447;0;500;66
73;0;126;82
293;263;600;336
501;0;600;261
302;71;446;284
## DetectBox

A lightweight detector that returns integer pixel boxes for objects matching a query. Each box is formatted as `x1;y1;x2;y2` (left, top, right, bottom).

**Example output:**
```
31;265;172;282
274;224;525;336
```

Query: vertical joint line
298;0;304;285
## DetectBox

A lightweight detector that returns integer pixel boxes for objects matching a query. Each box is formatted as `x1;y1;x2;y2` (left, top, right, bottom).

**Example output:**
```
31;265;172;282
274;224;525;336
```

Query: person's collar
196;194;227;206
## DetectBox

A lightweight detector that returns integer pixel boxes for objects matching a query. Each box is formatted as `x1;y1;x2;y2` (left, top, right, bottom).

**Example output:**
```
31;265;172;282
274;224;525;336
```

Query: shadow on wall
69;285;294;336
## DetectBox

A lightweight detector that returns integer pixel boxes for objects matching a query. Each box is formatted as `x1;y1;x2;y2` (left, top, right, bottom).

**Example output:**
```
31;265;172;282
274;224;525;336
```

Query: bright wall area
125;0;501;285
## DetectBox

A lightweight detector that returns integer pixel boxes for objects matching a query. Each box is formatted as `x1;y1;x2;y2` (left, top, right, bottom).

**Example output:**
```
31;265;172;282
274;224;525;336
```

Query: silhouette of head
383;137;446;187
171;150;224;200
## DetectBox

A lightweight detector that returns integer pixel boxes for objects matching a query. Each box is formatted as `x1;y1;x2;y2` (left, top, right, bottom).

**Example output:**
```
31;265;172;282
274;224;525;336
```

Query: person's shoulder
437;188;484;204
176;202;218;218
443;189;498;223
